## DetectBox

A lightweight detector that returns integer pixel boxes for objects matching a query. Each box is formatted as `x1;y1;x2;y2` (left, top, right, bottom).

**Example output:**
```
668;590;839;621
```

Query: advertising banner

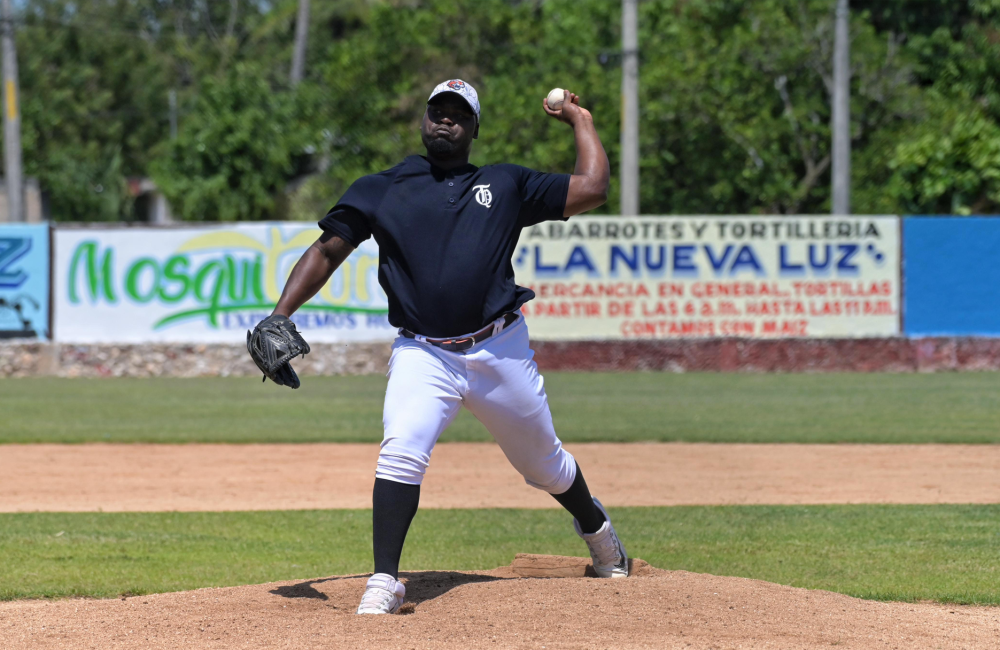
903;216;1000;336
512;216;900;339
54;224;392;343
0;223;50;340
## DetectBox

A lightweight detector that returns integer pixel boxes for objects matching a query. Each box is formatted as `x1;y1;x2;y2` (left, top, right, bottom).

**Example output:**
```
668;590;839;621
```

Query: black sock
372;478;421;579
551;463;606;534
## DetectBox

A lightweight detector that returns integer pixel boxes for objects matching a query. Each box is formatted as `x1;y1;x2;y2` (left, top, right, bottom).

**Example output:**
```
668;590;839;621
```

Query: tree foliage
19;0;171;220
150;64;319;221
876;0;1000;213
10;0;1000;219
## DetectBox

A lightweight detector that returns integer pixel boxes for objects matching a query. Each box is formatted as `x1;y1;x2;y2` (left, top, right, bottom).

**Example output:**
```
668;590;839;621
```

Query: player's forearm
273;238;353;317
566;116;610;216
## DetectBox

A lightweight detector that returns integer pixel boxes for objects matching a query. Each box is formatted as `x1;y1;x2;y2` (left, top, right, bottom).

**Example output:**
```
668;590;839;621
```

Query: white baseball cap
428;79;480;123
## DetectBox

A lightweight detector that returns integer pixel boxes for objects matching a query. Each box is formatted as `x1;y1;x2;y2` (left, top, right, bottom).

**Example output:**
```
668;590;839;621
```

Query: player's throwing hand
544;89;591;126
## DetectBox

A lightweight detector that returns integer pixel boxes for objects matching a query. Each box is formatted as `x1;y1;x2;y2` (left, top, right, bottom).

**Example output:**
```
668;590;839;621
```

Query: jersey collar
409;154;478;177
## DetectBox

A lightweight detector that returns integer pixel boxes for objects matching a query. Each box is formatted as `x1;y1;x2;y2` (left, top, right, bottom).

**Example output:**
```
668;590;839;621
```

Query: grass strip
3;372;1000;443
3;505;1000;604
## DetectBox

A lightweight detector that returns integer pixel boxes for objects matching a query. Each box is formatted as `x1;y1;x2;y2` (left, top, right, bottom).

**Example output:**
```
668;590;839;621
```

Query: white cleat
574;497;629;578
356;573;406;614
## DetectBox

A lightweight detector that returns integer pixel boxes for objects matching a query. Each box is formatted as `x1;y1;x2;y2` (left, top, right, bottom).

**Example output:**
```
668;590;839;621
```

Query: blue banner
903;217;1000;336
0;223;50;340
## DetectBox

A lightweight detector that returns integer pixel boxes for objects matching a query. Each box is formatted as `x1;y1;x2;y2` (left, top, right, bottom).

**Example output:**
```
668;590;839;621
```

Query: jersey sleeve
318;206;369;247
317;169;397;247
500;165;571;227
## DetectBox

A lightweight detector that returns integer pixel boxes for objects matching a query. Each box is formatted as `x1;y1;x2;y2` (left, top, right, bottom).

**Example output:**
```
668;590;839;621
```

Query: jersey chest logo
473;184;492;208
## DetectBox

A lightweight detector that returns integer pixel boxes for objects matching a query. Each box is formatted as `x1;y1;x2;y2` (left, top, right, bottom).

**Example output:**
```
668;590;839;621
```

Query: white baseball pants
377;313;577;494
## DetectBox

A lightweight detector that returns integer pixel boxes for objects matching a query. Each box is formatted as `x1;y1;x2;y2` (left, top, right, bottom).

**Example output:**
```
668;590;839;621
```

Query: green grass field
6;372;1000;606
4;505;1000;604
3;372;1000;443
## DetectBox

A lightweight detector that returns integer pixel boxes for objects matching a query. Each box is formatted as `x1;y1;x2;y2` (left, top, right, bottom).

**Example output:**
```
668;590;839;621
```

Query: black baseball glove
246;314;311;389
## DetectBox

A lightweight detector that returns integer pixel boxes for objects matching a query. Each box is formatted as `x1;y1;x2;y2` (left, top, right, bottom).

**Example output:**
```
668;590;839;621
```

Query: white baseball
546;88;566;110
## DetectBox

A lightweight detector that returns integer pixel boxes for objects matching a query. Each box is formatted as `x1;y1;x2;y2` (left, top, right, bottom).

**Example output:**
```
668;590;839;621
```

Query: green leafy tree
16;0;299;220
873;0;1000;213
150;63;319;220
14;0;1000;219
291;0;621;219
638;0;920;214
294;0;920;218
882;98;1000;214
18;0;172;220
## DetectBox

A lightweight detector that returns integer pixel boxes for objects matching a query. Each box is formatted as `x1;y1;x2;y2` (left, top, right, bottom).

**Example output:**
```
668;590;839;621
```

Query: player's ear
473;122;479;140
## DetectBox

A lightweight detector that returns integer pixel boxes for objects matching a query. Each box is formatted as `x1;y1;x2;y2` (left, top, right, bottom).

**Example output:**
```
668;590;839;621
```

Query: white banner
512;216;900;339
54;224;394;343
53;217;901;343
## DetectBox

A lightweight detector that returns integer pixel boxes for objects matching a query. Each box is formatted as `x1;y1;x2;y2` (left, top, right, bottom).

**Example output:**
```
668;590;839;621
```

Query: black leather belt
401;312;519;352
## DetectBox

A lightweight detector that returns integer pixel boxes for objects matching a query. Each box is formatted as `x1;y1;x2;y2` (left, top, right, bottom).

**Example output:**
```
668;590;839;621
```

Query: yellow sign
5;80;16;121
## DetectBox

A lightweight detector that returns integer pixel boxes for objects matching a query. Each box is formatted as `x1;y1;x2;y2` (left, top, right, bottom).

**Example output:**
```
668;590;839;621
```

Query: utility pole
290;0;310;86
168;89;178;140
831;0;850;215
620;0;639;217
1;0;22;222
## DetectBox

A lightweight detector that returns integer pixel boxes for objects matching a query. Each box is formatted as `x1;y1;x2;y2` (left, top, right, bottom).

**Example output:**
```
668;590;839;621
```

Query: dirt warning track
4;556;999;650
3;442;1000;512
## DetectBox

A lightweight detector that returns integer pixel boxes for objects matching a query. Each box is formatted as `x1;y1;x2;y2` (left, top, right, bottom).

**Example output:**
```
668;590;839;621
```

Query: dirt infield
6;446;1000;649
4;555;999;650
4;442;1000;511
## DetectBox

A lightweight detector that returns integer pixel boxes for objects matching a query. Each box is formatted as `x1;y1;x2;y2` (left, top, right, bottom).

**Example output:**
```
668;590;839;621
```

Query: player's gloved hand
246;314;311;389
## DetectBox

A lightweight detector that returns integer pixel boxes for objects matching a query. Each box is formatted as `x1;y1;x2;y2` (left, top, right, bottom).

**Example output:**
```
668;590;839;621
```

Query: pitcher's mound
4;555;999;649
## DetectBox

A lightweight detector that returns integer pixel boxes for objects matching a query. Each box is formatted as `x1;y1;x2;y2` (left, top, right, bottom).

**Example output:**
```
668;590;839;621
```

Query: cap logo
429;79;480;122
473;184;492;208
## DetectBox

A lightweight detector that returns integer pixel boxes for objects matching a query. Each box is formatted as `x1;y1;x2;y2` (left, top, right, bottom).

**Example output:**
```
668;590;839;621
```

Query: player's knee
375;447;429;485
520;449;576;495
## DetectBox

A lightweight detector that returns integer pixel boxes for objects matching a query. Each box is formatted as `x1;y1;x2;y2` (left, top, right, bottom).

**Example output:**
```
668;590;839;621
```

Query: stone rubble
2;337;1000;378
0;342;392;378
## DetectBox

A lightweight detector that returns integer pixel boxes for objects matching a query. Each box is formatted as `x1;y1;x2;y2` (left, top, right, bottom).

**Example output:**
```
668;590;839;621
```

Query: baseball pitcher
247;79;627;614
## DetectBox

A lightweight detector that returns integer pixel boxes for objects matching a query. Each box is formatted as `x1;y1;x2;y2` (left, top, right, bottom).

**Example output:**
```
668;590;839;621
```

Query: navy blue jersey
319;155;569;338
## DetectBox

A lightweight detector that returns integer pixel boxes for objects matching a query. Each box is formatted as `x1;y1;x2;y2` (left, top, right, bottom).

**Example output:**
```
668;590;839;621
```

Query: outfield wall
1;216;998;375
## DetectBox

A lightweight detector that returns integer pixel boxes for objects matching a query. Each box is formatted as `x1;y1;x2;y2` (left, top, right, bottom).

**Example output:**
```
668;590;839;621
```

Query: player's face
422;95;478;159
